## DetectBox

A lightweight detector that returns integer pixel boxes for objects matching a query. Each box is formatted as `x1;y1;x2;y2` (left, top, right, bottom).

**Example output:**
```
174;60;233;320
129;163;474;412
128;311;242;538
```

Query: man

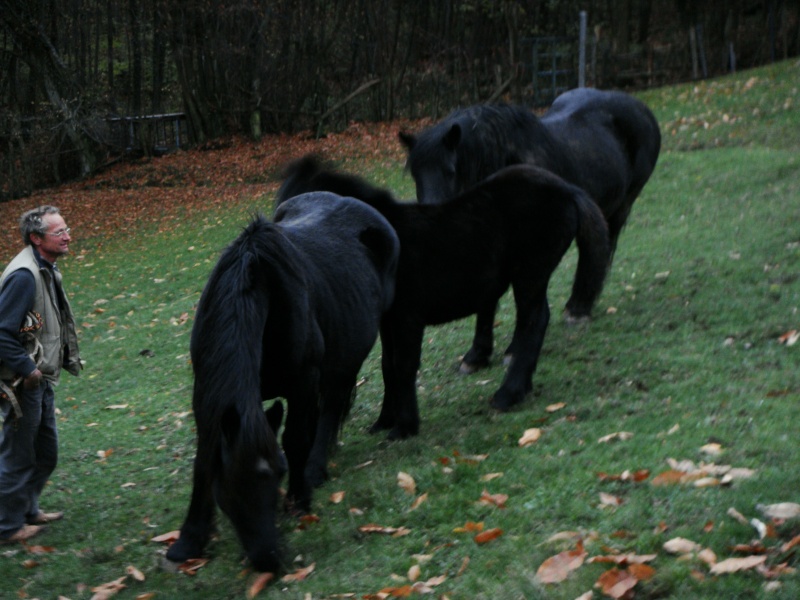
0;205;81;543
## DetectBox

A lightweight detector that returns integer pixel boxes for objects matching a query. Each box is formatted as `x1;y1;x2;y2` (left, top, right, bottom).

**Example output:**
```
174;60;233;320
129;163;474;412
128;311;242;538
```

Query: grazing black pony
399;88;661;326
165;196;399;572
277;156;610;440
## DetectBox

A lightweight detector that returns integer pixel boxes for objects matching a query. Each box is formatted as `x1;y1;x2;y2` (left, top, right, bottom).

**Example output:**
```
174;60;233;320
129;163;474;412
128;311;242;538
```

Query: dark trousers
0;380;58;538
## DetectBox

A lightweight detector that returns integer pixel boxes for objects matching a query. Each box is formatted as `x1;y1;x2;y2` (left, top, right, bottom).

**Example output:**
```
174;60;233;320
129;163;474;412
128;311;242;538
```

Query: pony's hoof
489;392;521;412
459;361;480;375
368;419;393;434
564;309;591;325
386;423;419;441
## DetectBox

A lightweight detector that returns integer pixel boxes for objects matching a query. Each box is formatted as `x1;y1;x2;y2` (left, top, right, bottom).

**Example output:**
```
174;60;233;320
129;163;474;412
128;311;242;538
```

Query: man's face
33;213;71;263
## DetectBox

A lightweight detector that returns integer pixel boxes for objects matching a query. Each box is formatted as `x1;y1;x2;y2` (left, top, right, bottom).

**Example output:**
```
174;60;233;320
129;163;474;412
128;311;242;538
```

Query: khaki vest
0;245;81;384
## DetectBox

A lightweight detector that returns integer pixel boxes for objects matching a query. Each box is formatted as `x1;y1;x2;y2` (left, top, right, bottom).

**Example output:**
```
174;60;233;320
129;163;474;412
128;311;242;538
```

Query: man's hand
23;368;43;390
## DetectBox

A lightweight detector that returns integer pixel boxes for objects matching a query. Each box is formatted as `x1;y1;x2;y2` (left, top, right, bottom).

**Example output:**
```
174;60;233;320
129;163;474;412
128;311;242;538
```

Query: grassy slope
1;60;798;599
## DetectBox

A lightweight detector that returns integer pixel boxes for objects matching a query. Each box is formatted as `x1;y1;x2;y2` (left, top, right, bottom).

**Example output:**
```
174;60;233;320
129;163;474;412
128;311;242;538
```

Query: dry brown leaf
358;524;411;537
727;507;750;525
628;563;656;581
536;541;587;584
135;593;157;600
454;521;484;533
480;472;504;482
397;472;416;495
781;534;800;553
588;553;657;566
651;469;687;486
546;402;566;412
478;489;508;509
178;558;209;575
598;431;633;443
757;502;800;520
778;329;799;345
699;443;723;456
281;563;315;583
330;491;345;504
150;530;180;544
518;428;542;447
247;572;275;599
407;564;421;582
125;565;145;582
709;555;767;574
599;492;624;508
594;567;638;599
409;492;428;511
90;576;127;600
697;548;717;566
474;527;503;544
663;537;702;555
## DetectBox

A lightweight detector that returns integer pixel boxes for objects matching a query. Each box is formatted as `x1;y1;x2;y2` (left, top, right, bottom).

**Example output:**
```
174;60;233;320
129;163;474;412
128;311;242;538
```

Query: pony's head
213;401;287;572
399;124;461;205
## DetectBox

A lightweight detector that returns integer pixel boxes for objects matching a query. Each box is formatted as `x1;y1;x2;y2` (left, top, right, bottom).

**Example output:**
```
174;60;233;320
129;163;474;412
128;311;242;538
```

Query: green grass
2;59;799;599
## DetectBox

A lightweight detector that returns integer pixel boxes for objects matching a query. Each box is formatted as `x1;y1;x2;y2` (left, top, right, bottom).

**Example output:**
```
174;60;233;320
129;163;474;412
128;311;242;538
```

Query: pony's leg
491;285;550;412
460;302;497;374
305;383;354;488
281;398;317;513
370;320;423;440
370;325;398;433
166;441;217;563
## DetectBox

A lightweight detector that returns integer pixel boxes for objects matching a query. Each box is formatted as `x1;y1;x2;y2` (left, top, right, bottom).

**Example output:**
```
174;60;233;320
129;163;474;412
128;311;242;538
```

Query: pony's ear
398;131;416;150
442;124;461;151
265;400;284;434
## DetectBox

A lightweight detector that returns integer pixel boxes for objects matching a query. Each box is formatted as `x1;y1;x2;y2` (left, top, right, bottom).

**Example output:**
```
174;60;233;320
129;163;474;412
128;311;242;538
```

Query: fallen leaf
778;329;799;346
699;443;723;456
178;558;209;575
150;530;180;544
536;541;587;584
480;472;504;482
408;564;421;582
598;432;633;443
247;572;275;599
478;489;508;509
397;472;416;495
125;565;145;582
651;470;687;486
453;521;484;533
281;563;315;582
409;492;428;511
663;537;702;555
709;555;767;574
474;528;503;544
330;491;345;504
518;427;542;447
358;524;412;537
781;534;800;553
757;502;800;520
727;507;750;525
545;402;566;412
588;553;657;566
599;492;624;508
594;567;638;599
90;576;127;600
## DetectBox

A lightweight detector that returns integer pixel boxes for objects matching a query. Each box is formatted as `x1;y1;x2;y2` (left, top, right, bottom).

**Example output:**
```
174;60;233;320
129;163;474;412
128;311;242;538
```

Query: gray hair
19;205;61;245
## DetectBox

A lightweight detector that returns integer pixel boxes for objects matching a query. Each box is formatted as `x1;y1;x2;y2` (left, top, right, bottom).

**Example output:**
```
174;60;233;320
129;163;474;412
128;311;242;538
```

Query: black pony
277;156;610;440
399;88;660;326
165;196;399;572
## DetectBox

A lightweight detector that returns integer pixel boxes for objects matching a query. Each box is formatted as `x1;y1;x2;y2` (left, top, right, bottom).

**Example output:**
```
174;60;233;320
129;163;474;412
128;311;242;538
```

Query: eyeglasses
46;228;71;238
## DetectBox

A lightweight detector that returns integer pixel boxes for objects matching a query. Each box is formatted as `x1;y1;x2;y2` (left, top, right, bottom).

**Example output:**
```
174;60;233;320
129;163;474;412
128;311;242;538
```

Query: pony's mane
277;155;398;212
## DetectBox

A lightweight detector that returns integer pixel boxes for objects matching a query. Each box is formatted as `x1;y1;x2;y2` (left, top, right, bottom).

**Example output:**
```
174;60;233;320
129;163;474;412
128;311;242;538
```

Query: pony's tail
565;190;611;321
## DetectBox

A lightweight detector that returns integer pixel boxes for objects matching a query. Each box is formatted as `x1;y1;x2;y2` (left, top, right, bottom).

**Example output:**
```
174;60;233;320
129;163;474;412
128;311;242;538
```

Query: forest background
1;0;799;201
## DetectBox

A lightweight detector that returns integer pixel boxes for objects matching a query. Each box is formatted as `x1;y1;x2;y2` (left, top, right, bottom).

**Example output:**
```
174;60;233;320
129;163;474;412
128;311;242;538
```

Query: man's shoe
27;511;64;524
1;524;44;544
